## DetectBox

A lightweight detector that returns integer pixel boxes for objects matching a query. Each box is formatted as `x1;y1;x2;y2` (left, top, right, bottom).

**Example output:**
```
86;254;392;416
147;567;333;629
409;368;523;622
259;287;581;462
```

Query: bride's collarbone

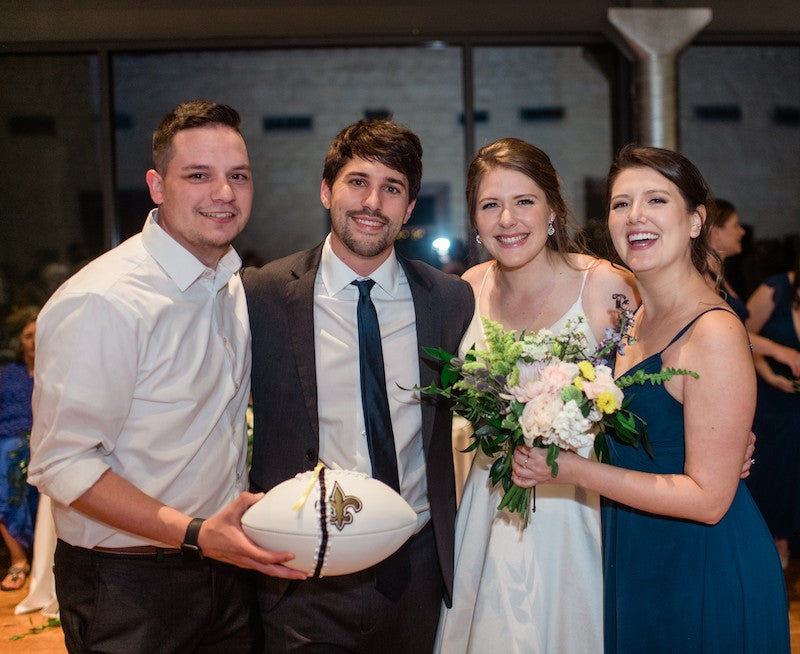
487;281;581;333
489;297;570;334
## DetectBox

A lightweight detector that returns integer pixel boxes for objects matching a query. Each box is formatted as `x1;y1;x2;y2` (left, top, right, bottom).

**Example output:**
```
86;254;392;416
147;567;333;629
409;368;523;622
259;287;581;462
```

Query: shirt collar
141;209;242;292
320;234;400;297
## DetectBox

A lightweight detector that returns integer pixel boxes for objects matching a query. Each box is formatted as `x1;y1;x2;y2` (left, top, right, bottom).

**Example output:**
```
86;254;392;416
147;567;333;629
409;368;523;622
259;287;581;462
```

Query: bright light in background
432;237;451;257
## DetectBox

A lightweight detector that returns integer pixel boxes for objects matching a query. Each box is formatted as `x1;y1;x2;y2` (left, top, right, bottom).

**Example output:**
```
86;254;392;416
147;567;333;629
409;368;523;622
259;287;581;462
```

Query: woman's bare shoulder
581;256;639;306
461;260;494;292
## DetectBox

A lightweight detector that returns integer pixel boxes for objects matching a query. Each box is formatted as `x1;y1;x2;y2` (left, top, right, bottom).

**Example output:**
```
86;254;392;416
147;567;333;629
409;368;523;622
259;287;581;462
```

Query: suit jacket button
305;449;316;461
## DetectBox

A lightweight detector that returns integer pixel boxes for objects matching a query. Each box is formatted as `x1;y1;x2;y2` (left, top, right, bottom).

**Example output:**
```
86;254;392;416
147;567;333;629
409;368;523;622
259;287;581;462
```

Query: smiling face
608;166;704;274
710;212;745;259
474;166;555;269
145;124;253;268
321;155;416;276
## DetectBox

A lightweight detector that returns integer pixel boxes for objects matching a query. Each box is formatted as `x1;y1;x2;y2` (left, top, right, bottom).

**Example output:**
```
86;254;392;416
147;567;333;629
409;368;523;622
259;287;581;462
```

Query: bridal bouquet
422;294;695;523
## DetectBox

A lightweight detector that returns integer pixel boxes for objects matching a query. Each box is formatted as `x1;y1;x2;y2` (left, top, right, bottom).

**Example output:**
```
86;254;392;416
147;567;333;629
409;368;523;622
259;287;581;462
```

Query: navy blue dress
746;273;800;539
0;362;38;549
602;310;790;653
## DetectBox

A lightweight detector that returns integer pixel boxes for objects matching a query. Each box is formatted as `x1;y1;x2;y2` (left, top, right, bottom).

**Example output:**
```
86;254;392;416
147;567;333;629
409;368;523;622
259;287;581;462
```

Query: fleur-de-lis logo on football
328;481;363;531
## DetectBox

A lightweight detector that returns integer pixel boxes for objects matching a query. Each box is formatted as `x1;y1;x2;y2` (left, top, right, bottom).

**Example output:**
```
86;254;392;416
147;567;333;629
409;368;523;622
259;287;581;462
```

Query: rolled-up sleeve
29;291;138;505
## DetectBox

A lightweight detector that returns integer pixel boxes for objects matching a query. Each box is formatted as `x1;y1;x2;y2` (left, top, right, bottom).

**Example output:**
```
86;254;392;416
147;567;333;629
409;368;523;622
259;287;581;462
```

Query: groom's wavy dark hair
322;119;423;201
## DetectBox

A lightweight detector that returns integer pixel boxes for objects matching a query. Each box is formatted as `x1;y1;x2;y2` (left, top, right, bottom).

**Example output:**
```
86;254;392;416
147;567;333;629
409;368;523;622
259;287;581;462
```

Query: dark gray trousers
55;539;262;653
259;523;443;653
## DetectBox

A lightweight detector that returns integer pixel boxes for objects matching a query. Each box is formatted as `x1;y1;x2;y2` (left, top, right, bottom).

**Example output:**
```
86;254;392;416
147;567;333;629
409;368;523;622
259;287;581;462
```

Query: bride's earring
547;220;555;237
475;234;483;245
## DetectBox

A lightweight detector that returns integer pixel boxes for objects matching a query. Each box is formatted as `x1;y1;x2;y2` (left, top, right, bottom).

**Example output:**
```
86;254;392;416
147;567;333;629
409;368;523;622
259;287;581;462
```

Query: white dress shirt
29;209;251;549
315;236;429;528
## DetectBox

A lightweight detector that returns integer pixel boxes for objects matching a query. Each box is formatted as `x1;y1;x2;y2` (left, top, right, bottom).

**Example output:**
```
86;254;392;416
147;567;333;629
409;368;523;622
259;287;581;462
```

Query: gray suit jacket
241;243;474;604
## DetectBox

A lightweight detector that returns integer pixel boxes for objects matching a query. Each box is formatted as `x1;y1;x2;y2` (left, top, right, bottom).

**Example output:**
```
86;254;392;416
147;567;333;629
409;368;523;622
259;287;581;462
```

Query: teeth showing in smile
497;234;527;245
355;216;384;227
628;232;658;243
203;212;234;219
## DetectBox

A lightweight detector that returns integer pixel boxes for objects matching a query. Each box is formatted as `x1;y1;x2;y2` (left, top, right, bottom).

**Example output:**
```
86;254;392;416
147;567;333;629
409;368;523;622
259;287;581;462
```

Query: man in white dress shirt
29;100;304;653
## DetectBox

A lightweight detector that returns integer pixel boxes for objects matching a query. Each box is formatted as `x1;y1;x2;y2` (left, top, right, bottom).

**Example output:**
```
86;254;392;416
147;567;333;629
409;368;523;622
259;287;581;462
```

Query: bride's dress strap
475;261;495;304
577;258;601;301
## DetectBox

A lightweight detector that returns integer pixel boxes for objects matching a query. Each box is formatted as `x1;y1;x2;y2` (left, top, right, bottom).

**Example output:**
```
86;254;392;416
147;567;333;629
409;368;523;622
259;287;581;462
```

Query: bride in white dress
434;138;638;654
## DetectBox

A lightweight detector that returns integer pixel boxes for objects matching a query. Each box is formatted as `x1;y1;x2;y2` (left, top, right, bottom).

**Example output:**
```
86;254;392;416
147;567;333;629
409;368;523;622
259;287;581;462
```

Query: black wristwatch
181;517;205;561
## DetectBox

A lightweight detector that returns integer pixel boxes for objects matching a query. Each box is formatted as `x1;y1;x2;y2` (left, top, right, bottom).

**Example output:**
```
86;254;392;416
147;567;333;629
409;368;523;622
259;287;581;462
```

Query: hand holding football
241;468;418;577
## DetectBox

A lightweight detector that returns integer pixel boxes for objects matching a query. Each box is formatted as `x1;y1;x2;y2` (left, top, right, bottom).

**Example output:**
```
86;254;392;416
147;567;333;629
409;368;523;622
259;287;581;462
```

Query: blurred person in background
0;306;39;591
708;199;800;373
745;253;800;569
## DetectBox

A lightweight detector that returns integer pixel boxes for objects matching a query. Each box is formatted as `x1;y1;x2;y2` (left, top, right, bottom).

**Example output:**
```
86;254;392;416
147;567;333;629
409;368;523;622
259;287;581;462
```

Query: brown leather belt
92;545;181;555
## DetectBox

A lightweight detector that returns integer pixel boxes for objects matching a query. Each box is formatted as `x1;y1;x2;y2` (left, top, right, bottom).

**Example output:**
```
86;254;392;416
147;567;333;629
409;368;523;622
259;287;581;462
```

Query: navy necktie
352;279;410;600
352;279;400;493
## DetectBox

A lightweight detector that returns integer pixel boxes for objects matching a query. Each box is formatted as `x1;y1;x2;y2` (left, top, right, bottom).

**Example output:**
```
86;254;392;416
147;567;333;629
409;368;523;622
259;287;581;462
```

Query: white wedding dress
434;265;603;654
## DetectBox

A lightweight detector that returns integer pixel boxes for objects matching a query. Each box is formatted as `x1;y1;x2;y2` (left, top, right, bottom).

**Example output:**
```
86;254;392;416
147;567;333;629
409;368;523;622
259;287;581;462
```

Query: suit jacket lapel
401;258;438;451
284;245;324;437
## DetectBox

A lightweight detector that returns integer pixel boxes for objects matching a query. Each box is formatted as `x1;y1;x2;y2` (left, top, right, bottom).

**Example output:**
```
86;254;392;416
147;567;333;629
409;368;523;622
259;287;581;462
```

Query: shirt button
305;449;316;462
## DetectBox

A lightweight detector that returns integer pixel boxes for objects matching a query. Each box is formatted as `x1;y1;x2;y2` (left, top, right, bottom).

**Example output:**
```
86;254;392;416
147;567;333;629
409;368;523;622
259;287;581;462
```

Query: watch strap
181;517;205;560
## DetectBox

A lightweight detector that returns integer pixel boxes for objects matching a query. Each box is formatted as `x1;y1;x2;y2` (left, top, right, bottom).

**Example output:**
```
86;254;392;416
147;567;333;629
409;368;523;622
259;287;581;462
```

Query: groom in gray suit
242;119;474;653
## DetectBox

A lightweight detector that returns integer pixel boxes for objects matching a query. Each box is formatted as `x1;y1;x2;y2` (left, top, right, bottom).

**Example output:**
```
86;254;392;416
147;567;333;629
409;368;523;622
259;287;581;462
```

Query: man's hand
198;492;307;580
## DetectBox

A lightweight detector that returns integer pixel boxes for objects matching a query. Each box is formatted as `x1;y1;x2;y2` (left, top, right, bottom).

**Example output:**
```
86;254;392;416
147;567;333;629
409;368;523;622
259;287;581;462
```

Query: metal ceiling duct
608;8;712;150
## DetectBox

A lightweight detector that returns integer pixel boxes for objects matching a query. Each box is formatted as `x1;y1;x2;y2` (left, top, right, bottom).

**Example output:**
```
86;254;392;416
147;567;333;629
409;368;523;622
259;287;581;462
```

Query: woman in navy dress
745;259;800;568
1;306;39;591
513;146;789;653
708;199;800;377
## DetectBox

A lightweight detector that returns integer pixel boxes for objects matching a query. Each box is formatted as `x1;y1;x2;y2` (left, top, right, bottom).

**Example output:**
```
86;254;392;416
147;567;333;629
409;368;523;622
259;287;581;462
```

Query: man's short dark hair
152;100;242;174
322;119;423;200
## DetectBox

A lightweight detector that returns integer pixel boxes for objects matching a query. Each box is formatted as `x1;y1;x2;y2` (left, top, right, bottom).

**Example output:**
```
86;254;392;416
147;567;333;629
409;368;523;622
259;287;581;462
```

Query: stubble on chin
340;232;394;259
335;215;396;260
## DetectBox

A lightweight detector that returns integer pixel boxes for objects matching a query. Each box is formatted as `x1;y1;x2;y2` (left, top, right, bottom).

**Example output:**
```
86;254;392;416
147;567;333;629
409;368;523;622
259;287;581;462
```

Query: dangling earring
475;234;483;245
547;221;555;237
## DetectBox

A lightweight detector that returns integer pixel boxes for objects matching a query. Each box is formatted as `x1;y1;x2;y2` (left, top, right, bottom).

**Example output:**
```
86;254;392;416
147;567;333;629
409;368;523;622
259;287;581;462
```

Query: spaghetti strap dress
602;308;790;653
434;263;603;654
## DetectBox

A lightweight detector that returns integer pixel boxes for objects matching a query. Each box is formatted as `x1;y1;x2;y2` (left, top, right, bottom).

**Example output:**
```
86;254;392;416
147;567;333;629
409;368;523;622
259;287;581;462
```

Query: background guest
0;306;39;591
708;199;800;373
745;254;800;569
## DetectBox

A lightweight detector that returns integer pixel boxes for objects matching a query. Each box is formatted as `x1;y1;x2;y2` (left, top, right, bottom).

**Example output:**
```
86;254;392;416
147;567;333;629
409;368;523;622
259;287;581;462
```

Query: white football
241;468;418;577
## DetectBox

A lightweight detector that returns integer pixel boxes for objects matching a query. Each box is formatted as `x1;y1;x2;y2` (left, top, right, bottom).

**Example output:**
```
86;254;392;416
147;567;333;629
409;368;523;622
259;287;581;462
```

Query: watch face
181;518;205;560
181;543;203;560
